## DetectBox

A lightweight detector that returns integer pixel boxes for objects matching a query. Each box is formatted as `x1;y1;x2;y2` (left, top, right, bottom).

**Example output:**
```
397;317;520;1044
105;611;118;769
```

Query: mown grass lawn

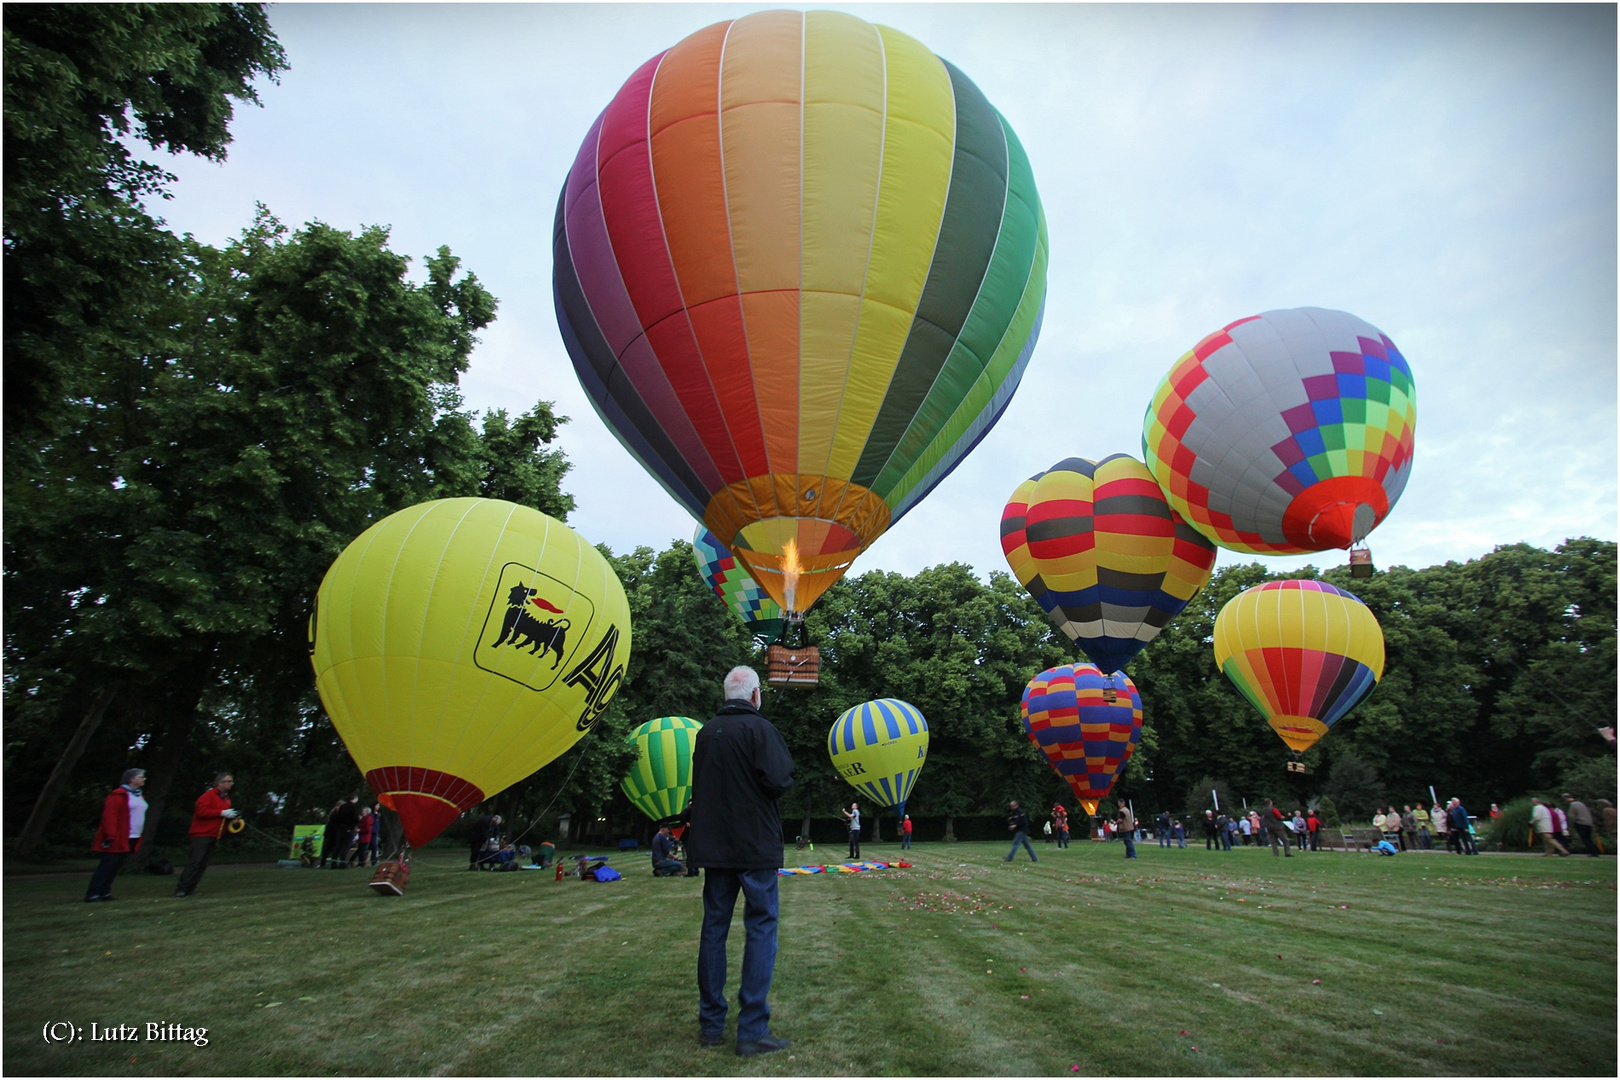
4;840;1614;1076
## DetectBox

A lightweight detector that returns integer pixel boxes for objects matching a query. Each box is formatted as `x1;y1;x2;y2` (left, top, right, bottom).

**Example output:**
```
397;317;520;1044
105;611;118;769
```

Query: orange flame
782;538;802;615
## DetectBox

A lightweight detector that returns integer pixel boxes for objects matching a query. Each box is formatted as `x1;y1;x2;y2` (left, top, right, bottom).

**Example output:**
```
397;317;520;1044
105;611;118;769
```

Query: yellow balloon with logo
309;498;632;848
826;699;930;819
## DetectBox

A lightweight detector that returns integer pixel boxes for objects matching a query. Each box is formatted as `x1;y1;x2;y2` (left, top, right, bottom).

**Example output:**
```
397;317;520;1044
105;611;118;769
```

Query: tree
1322;753;1384;822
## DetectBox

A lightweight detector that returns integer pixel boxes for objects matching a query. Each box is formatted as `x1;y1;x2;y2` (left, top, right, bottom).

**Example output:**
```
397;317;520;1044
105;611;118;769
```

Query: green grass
5;841;1614;1076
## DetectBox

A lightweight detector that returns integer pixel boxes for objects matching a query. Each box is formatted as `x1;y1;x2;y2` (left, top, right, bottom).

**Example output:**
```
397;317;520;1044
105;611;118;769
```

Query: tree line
5;6;1613;860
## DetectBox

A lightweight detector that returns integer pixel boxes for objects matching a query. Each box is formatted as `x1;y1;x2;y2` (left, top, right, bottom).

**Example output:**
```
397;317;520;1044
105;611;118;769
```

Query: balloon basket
1349;546;1373;579
368;857;411;896
767;644;820;687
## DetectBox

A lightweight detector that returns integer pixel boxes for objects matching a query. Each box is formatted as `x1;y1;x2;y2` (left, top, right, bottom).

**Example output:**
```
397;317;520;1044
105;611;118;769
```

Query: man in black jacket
688;666;795;1057
1004;800;1038;862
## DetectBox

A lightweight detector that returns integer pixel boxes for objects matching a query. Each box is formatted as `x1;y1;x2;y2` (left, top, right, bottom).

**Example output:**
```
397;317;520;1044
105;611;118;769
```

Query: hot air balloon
622;716;703;821
1212;579;1385;761
827;699;930;821
692;526;786;642
1142;308;1415;567
1001;454;1217;674
554;9;1048;618
309;498;632;850
1020;664;1143;816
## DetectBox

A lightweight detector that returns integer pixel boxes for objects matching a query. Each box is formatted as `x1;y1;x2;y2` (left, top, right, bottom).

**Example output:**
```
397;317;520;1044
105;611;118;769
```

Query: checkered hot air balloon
1212;579;1385;755
1142;308;1415;555
692;525;786;642
1020;664;1143;816
554;9;1048;616
621;716;703;821
827;699;930;818
1001;454;1217;674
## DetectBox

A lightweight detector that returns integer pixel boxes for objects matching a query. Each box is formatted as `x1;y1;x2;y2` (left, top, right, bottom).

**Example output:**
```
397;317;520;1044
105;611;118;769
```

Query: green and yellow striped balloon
621;716;703;821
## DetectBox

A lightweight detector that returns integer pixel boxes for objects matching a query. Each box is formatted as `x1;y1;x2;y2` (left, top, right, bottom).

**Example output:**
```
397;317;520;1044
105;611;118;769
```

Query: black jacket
1009;806;1030;834
687;699;795;870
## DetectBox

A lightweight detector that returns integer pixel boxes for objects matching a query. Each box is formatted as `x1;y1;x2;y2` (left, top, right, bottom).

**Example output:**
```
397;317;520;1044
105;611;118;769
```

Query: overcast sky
150;2;1618;582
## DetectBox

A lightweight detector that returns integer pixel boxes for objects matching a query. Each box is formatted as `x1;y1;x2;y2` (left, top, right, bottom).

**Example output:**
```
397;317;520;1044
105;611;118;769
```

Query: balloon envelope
827;698;930;811
692;525;786;641
1020;664;1143;815
1212;579;1385;753
555;9;1048;614
1142;308;1415;555
622;716;703;821
1001;454;1216;673
309;498;632;847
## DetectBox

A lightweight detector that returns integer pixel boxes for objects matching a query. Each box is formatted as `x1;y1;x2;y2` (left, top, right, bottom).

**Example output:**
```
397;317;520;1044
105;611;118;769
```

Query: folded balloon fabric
778;861;911;876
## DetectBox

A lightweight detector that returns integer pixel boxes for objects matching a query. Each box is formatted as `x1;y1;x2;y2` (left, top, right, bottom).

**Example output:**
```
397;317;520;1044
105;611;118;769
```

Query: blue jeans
900;833;912;849
1122;832;1137;858
698;869;779;1042
1006;831;1038;861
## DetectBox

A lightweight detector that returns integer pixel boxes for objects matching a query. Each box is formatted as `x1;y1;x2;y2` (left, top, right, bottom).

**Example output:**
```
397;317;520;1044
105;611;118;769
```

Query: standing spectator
1401;806;1418;851
1432;801;1450;850
1172;818;1186;848
840;802;862;860
1448;799;1479;855
322;796;360;868
1598;800;1616;845
467;813;503;870
1202;810;1221;851
354;807;375;868
1237;813;1252;846
651;825;686;876
688;666;795;1056
1249;811;1264;844
1157;811;1172;848
1042;819;1053;844
1489;803;1503;820
86;769;148;902
1413;803;1432;849
368;804;385;864
1053;805;1070;849
1291;811;1308;852
1117;805;1138;859
1379;807;1403;851
1549;802;1571;851
1530;797;1570;857
1004;800;1038;862
1306;808;1322;851
1563;795;1599;857
900;815;914;850
174;773;238;898
1217;813;1233;851
1264;798;1293;858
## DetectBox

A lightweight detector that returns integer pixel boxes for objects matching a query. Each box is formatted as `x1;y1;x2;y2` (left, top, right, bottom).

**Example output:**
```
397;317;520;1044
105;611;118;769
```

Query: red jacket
92;787;138;854
189;786;233;839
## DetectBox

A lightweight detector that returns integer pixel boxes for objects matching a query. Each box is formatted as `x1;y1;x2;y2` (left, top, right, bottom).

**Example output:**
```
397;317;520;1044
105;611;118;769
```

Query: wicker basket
766;644;820;687
368;859;411;896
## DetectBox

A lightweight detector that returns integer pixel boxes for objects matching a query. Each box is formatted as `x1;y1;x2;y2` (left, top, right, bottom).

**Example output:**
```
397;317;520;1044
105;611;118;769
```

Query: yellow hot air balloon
826;699;930;817
1212;579;1384;756
309;498;631;848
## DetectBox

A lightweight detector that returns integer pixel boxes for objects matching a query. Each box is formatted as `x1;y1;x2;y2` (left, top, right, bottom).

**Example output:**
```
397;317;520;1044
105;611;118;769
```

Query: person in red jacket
86;769;148;902
174;773;237;897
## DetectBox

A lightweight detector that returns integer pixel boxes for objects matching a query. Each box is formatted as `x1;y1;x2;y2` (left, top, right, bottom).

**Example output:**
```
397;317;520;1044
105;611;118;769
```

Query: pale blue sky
151;3;1618;579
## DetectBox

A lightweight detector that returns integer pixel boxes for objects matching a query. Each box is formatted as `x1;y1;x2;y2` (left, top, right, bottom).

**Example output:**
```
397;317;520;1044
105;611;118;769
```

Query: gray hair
121;768;146;785
723;666;761;701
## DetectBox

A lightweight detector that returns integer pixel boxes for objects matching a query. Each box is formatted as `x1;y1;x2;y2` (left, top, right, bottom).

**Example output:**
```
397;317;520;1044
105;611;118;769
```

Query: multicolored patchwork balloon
692;525;785;641
1212;579;1385;754
827;699;930;817
621;716;703;821
1020;664;1143;816
1142;308;1416;555
309;499;631;848
1001;454;1217;674
555;9;1048;615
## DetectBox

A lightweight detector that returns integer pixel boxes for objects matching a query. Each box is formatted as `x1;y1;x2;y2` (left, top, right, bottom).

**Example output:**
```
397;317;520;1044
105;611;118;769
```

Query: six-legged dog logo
475;563;596;693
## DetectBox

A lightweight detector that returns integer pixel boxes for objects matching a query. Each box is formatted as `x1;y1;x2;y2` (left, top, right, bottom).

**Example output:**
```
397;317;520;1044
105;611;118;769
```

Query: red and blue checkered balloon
1021;663;1142;815
692;525;786;641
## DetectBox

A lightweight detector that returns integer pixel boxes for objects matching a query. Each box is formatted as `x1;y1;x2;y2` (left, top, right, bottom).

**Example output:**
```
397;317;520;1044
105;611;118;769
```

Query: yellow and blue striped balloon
621;716;703;821
827;699;930;815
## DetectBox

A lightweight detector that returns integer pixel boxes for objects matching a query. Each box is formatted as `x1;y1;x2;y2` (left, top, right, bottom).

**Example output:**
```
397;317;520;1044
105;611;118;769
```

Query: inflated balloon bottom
778;861;910;876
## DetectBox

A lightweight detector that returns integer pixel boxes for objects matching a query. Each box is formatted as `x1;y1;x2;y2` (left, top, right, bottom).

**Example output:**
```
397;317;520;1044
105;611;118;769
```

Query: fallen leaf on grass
297;996;316;1002
266;1002;283;1008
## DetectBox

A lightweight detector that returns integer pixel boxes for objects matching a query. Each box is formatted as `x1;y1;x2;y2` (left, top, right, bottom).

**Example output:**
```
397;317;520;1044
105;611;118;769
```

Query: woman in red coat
86;769;148;902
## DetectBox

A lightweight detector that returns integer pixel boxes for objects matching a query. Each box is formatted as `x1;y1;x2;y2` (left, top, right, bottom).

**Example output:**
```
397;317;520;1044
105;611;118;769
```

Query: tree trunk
944;814;955;840
800;807;813;843
871;813;882;843
14;686;119;860
124;656;213;874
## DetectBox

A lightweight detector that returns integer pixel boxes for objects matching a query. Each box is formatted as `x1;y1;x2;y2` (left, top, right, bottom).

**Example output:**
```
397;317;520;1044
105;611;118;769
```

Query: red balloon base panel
365;767;485;847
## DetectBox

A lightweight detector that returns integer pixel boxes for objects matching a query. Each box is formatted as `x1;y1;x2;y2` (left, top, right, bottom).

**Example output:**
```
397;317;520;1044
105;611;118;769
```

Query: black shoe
172;890;189;898
736;1033;790;1057
698;1033;724;1048
85;896;105;903
100;895;119;901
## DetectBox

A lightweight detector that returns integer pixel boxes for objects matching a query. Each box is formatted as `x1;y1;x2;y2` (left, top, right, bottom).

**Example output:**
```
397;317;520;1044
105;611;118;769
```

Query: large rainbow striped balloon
621;716;703;821
555;9;1048;614
1142;308;1415;555
827;698;930;815
692;525;785;641
1001;454;1217;674
1212;580;1385;754
1021;664;1143;816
